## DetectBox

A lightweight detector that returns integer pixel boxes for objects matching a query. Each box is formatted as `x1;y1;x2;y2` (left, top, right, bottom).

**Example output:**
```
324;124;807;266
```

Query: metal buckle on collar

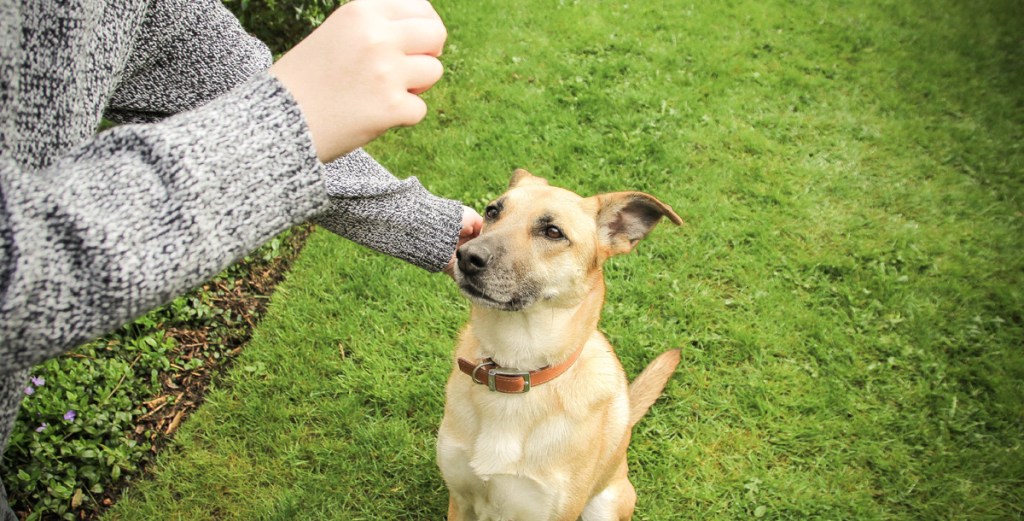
471;359;497;386
488;368;532;393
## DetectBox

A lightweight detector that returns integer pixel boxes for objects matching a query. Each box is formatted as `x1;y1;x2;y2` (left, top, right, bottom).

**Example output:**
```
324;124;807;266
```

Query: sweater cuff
392;186;464;272
315;179;464;273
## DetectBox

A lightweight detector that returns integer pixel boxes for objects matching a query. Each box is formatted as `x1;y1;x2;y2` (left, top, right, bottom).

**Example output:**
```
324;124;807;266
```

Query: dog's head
454;169;682;312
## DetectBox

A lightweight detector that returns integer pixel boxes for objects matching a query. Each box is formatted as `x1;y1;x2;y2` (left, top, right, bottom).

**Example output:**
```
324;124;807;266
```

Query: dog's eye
485;206;500;220
544;226;564;240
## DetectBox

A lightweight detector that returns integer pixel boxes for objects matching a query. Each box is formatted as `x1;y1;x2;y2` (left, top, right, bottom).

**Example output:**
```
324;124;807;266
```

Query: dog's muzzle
455;240;537;311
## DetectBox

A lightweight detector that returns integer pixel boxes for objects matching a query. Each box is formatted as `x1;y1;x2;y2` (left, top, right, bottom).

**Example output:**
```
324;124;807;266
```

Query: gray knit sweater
0;0;463;504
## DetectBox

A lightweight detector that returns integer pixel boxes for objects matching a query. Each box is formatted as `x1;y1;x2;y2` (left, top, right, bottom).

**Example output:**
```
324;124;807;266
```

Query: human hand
269;0;447;163
444;206;483;278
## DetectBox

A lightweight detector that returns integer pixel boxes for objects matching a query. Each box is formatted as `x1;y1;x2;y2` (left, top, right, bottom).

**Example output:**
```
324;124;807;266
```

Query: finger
403;54;444;95
462;207;483;237
394;18;447;57
394;92;429;127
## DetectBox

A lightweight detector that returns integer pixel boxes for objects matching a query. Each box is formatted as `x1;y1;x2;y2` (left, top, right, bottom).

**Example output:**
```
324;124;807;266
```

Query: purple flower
23;386;34;396
35;423;48;433
64;410;77;422
30;376;45;387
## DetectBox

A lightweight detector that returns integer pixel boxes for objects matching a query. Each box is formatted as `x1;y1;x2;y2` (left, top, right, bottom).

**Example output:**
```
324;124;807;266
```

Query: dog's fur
437;170;683;521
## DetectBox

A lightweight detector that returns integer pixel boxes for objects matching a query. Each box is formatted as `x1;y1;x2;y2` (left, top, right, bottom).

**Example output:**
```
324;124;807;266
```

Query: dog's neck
468;272;605;371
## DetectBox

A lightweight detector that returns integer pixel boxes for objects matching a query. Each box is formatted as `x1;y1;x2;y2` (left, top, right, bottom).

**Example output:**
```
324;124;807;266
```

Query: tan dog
437;169;683;521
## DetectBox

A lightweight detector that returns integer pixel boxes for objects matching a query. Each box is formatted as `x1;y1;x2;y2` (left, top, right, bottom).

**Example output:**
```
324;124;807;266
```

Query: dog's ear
594;192;682;256
509;168;549;189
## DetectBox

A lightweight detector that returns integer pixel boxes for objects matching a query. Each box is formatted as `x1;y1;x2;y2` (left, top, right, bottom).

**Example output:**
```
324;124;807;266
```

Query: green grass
107;0;1022;519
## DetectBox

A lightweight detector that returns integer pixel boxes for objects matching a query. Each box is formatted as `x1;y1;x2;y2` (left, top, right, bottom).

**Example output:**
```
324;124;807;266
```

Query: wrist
268;60;366;163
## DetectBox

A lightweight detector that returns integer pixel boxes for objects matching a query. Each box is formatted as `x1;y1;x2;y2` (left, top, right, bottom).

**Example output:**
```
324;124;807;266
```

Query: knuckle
368;59;397;84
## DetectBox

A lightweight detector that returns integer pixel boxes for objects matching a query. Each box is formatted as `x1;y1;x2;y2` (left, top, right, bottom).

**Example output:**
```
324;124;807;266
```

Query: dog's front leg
579;476;637;521
447;495;478;521
447;497;460;521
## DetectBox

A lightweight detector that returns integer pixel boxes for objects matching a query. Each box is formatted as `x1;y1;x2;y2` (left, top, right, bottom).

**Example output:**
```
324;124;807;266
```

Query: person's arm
0;73;324;375
104;0;274;124
1;0;456;375
102;0;465;272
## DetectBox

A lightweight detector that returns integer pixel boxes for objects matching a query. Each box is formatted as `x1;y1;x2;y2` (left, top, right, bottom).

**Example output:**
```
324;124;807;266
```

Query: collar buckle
471;359;497;386
488;368;531;393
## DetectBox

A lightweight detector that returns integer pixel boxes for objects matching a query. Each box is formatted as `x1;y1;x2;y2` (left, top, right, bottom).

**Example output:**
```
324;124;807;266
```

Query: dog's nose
457;243;491;275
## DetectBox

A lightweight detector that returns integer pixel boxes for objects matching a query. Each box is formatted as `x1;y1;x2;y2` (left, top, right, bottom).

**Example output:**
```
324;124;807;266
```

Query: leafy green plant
2;226;310;519
7;332;168;519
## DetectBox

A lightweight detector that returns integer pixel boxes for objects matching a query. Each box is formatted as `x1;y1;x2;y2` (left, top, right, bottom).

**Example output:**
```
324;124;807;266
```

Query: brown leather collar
457;346;584;394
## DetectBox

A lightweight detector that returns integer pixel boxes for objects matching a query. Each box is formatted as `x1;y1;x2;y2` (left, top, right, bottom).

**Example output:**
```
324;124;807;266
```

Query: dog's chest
468;394;576;476
438;390;586;514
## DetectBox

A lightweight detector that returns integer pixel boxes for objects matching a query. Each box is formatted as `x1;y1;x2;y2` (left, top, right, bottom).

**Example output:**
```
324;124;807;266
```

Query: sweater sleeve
0;73;326;375
0;0;464;376
315;150;464;273
102;0;463;272
104;0;273;123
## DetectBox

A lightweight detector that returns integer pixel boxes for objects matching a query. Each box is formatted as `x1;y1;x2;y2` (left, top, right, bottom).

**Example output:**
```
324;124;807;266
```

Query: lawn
106;0;1022;519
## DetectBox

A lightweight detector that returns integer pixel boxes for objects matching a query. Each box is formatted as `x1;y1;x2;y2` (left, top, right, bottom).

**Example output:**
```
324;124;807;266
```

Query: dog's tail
627;349;681;426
